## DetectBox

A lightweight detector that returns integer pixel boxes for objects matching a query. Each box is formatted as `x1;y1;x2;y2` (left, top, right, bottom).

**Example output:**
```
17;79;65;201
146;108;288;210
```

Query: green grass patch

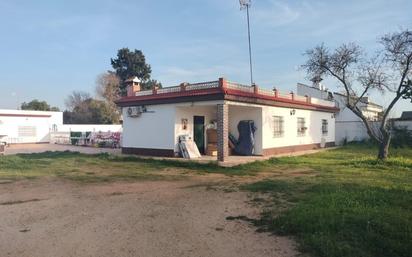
1;144;412;257
0;151;190;182
241;143;412;257
0;150;267;182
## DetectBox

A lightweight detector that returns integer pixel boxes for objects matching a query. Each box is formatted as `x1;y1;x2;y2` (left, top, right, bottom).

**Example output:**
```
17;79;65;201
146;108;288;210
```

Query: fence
335;120;412;145
50;131;122;148
57;124;122;133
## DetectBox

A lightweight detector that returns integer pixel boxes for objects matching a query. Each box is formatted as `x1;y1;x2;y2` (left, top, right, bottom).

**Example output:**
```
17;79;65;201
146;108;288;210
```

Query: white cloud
252;0;302;28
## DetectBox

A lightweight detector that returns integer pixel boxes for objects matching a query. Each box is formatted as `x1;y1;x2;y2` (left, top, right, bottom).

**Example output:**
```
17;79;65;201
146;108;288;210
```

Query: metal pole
246;5;253;85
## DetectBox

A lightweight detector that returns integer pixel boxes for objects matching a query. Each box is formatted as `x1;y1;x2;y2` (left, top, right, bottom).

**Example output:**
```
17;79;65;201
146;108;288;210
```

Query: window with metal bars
273;116;284;137
322;119;328;135
18;126;36;137
297;117;306;136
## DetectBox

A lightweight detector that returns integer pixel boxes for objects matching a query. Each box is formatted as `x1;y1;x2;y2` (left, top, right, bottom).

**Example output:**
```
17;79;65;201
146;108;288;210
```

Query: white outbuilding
0;109;123;145
0;109;63;144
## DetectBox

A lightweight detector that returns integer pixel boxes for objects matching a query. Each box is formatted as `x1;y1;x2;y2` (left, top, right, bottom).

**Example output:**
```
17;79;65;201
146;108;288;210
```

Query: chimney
126;76;141;97
311;75;324;91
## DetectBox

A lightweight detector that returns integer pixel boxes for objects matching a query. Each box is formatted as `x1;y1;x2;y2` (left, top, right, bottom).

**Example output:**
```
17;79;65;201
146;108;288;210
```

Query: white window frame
322;119;328;135
297;117;306;136
273;116;284;137
18;126;37;137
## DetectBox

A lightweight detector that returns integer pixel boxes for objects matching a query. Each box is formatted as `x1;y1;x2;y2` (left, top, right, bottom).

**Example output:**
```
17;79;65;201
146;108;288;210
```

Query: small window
322;119;328;135
18;126;36;137
273;116;284;137
297;117;306;136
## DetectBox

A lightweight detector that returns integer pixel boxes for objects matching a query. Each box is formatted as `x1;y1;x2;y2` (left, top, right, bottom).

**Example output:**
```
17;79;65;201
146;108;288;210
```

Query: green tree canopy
110;48;161;94
21;99;60;111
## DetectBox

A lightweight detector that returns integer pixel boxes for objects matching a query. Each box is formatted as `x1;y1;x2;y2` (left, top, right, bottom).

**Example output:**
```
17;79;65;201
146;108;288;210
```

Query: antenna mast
239;0;254;85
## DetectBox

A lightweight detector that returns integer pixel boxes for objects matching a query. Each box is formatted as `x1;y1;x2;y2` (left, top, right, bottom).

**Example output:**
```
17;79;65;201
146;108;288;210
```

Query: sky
0;0;411;116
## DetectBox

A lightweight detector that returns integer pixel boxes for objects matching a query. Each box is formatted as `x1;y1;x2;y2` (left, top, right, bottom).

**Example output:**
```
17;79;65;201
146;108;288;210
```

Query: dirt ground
4;143;122;156
0;176;298;257
4;143;335;167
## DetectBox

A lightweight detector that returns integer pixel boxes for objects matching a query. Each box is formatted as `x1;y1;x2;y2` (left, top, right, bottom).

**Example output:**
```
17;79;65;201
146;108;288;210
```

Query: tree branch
380;55;411;131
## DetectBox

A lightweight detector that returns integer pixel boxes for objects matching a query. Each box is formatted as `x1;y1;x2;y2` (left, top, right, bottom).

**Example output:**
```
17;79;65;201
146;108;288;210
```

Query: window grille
322;119;328;135
273;116;284;137
18;126;36;137
297;117;306;136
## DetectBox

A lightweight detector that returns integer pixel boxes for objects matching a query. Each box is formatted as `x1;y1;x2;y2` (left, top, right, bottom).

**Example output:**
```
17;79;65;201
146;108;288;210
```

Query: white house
0;109;63;144
0;109;122;144
117;77;338;161
296;81;384;144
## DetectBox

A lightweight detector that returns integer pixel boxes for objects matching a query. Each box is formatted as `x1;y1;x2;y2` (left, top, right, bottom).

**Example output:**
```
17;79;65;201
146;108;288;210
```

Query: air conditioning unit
127;106;143;117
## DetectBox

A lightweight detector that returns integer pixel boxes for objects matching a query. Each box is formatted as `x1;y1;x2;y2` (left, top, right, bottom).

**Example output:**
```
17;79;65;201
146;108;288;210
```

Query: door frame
193;115;205;154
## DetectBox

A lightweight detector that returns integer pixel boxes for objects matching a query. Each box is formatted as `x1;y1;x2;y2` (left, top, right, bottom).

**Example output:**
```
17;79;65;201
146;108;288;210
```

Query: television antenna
239;0;254;85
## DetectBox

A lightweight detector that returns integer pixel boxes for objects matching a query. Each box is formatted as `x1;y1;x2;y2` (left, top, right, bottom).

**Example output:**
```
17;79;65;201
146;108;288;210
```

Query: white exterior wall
297;83;330;100
0;109;62;144
297;84;384;144
174;103;220;153
121;100;336;155
122;104;176;150
122;101;223;152
298;84;383;122
226;101;335;153
333;94;383;122
261;106;335;149
333;94;383;144
335;121;369;144
335;120;412;145
395;120;412;130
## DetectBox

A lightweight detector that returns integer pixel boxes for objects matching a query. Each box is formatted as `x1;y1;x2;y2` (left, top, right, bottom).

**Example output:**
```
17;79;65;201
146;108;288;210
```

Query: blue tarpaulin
233;120;257;156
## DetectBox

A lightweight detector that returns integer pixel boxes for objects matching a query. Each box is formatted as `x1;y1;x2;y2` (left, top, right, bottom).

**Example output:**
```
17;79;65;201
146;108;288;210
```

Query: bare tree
303;29;412;160
95;71;121;123
95;71;121;103
65;91;91;111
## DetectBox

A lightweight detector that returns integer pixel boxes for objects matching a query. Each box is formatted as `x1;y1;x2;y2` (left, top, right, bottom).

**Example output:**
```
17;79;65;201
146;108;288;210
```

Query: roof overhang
0;113;52;118
116;87;339;113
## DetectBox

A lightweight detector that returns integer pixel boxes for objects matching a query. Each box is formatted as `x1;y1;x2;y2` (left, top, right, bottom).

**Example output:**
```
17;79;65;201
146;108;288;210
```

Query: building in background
0;109;62;144
297;81;384;144
0;109;122;144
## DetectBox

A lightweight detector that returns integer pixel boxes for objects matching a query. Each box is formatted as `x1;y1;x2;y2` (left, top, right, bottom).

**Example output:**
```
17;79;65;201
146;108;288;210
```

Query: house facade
0;109;63;144
117;78;338;161
297;82;384;144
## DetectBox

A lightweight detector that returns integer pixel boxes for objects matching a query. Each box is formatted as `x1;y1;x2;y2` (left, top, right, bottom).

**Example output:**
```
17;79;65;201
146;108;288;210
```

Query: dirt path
0;177;297;257
4;143;122;155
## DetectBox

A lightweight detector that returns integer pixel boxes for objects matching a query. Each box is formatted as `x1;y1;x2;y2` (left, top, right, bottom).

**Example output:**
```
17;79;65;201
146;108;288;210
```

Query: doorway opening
193;116;205;154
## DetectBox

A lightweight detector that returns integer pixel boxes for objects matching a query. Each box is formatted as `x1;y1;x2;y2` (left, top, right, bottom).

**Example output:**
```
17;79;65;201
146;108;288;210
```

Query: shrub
392;126;412;148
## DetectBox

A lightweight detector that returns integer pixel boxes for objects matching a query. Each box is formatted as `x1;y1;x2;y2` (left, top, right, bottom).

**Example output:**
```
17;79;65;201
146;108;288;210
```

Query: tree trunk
377;135;391;160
